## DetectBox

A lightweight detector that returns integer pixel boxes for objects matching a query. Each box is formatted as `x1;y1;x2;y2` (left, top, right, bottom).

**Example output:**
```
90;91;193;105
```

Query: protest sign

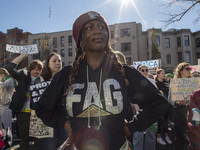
170;78;200;101
29;110;54;138
29;81;53;138
6;44;38;54
133;59;160;69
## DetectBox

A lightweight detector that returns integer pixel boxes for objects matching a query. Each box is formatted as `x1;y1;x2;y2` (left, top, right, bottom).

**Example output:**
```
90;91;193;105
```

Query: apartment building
0;27;30;68
27;22;200;72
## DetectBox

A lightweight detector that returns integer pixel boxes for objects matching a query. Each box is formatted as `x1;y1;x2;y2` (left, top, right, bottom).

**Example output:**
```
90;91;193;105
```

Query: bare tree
160;0;200;26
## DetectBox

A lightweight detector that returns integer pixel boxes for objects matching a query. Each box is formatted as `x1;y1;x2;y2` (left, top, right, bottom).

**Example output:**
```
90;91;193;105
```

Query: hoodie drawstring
86;65;102;130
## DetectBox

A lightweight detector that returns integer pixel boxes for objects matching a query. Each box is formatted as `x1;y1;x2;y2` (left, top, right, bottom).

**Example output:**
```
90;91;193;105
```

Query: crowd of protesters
0;11;200;150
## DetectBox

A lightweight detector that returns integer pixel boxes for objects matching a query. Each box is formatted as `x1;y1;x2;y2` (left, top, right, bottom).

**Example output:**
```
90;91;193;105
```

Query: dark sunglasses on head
185;67;191;71
141;69;148;72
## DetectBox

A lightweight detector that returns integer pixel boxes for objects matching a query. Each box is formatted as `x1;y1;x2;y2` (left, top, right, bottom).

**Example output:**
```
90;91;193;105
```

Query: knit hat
72;11;110;47
166;73;174;78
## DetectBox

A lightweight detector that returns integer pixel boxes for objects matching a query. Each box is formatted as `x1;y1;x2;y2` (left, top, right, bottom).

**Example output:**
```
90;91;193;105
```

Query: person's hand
179;100;186;106
124;125;131;137
176;100;186;106
20;52;28;58
64;120;73;146
124;120;131;137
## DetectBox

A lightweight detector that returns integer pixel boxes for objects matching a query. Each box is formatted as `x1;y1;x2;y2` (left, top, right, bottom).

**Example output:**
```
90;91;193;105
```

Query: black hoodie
36;59;168;150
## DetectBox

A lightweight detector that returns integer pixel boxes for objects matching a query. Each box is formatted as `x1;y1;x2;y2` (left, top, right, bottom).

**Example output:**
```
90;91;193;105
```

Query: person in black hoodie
36;11;168;150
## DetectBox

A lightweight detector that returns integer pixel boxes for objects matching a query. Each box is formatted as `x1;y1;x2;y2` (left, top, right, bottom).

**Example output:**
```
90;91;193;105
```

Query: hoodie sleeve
124;66;168;133
36;66;71;128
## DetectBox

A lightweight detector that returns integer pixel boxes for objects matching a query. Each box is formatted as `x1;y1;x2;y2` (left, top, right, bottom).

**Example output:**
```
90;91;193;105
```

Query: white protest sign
6;44;38;54
133;59;159;69
170;78;200;101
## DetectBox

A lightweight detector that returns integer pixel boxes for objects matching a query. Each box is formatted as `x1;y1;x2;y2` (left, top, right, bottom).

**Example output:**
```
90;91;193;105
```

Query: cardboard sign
170;78;200;101
29;110;54;138
29;81;53;138
6;44;38;54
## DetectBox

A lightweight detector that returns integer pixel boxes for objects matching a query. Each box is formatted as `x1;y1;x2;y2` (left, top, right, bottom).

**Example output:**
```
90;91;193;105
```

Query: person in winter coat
6;53;43;150
0;68;14;132
36;11;168;150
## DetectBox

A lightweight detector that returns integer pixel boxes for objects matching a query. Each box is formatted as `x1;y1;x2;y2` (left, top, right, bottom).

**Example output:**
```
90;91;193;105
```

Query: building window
68;35;72;43
126;57;132;65
121;43;131;52
185;52;191;63
60;36;65;46
61;49;65;57
62;62;65;67
166;54;171;64
197;53;200;60
68;48;72;57
165;38;170;48
53;49;57;53
177;37;181;47
121;28;130;37
53;37;57;46
196;37;200;48
178;52;182;63
184;36;189;46
33;39;40;46
156;36;160;46
111;31;114;39
33;53;40;59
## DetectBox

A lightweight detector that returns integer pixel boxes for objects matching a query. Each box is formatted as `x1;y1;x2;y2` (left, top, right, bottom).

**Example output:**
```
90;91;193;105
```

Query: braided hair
65;43;129;96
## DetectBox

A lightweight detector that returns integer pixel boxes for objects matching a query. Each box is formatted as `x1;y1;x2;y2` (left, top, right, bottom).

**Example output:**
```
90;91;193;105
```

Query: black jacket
36;61;168;150
6;62;42;113
6;62;31;113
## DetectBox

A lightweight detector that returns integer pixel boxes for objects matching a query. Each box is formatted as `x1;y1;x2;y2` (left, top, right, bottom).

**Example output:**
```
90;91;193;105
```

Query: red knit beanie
72;11;110;47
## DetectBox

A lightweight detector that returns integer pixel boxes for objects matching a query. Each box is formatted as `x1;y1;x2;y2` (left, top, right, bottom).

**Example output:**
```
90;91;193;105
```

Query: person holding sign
168;62;191;150
36;11;168;150
6;53;43;150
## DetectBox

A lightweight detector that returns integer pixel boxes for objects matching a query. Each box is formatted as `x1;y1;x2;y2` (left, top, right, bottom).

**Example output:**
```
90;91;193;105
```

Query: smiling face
30;67;42;78
48;54;62;74
81;20;108;53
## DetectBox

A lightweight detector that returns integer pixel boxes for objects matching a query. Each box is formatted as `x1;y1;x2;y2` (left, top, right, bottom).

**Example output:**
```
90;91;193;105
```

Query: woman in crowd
31;52;68;149
155;69;172;145
36;11;168;150
133;65;157;150
0;68;15;132
169;62;191;150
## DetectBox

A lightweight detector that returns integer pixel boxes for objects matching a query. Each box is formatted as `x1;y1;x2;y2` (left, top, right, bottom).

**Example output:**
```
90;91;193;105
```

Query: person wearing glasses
132;65;157;150
168;62;192;150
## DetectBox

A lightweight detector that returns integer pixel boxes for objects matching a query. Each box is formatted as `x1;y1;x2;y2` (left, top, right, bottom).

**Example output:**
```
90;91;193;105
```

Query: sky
1;0;200;34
